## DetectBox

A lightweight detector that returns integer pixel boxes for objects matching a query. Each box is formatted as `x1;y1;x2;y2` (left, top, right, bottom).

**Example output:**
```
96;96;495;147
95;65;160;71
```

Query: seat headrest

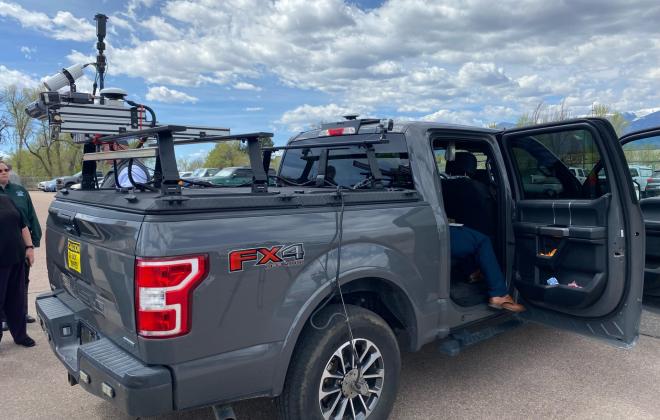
446;152;477;176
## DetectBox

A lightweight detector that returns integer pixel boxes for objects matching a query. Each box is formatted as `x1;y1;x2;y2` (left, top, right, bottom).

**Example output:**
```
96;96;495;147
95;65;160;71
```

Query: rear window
279;133;414;189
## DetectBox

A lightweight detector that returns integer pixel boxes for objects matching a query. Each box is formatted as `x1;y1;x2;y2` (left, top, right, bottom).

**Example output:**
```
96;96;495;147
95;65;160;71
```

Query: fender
270;267;426;397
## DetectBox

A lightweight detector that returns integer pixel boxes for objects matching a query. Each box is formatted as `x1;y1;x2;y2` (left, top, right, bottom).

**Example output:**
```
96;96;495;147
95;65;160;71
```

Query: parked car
205;166;277;186
568;167;587;183
38;178;58;192
56;171;104;190
180;167;220;186
179;171;193;178
628;164;654;197
37;118;645;419
190;167;220;178
642;169;660;197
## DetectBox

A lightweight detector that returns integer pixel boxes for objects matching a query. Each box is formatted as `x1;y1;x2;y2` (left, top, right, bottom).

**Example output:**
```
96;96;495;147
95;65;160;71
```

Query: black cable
309;187;361;371
126;159;157;192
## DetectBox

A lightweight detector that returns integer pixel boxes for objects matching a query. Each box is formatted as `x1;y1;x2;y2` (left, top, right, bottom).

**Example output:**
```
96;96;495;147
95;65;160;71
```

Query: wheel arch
271;272;419;397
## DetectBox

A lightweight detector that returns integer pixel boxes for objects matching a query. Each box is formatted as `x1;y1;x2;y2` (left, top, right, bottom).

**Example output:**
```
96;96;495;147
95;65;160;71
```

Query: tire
278;304;401;420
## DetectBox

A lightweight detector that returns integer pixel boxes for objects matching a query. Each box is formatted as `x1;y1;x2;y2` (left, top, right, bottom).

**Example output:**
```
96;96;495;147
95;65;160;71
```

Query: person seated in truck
450;224;525;313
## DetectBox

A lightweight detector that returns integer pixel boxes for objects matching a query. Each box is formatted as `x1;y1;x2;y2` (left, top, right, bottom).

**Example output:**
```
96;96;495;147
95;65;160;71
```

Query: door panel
500;119;645;347
513;196;611;311
620;127;660;297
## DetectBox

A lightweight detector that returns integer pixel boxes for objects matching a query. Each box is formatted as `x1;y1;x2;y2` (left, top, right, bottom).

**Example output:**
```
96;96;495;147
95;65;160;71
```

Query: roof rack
79;126;273;195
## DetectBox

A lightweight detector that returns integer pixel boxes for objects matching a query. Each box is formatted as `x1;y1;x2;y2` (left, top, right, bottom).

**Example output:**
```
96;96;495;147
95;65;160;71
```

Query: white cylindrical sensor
42;63;85;91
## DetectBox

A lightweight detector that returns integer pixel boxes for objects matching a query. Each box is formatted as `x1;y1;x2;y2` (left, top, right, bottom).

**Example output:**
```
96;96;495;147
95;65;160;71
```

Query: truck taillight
135;255;208;338
319;126;356;137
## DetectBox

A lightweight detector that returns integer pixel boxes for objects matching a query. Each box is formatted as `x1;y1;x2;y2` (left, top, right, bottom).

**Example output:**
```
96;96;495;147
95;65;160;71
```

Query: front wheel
278;304;401;420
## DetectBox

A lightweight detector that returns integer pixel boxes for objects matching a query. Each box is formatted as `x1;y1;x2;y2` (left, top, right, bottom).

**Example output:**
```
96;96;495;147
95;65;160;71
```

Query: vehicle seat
441;152;496;238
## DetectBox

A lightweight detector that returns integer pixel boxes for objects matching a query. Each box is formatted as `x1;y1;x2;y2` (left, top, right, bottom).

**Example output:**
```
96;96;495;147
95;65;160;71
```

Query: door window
508;129;608;199
622;134;660;198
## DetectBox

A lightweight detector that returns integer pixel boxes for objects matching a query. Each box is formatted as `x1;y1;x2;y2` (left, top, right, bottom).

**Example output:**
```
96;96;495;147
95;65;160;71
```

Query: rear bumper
36;292;173;417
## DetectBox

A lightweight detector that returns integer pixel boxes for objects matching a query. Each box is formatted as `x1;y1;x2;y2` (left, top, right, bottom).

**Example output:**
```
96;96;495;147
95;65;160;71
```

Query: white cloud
0;2;95;41
278;103;371;132
20;46;36;59
420;109;479;126
6;0;660;123
0;65;38;89
145;86;198;103
245;107;264;112
457;62;512;87
141;16;182;40
233;82;262;91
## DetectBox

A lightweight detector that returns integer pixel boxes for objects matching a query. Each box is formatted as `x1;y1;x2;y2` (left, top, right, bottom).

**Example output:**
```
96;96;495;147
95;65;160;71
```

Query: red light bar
319;126;357;137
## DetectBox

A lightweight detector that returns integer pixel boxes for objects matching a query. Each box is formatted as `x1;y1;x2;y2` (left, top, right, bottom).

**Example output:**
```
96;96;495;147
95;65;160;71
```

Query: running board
438;318;524;356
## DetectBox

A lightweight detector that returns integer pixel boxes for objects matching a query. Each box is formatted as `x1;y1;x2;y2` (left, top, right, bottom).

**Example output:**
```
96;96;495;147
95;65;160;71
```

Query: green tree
204;136;274;169
204;141;249;168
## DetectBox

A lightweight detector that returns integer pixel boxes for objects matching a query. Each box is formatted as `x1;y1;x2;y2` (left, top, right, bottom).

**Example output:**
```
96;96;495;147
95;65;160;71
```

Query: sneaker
15;336;36;347
1;321;7;331
26;315;36;324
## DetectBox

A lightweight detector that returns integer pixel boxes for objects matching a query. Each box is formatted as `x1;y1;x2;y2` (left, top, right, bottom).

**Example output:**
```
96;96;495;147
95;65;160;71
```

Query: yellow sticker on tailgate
67;239;81;274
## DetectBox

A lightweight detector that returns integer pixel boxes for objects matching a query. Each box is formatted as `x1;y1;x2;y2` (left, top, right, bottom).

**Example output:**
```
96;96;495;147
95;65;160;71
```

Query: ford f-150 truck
36;117;646;419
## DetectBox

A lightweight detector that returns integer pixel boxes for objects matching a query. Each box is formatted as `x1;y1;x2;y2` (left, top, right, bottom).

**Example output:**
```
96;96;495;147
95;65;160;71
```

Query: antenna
94;14;108;96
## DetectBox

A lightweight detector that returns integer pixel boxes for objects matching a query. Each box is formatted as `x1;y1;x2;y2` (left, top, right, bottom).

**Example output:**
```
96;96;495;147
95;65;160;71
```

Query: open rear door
621;127;660;304
499;118;645;347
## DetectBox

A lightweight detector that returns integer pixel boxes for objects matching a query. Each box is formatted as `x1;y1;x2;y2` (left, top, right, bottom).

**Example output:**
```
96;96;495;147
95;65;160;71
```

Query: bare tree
591;103;629;136
1;85;83;178
1;86;37;173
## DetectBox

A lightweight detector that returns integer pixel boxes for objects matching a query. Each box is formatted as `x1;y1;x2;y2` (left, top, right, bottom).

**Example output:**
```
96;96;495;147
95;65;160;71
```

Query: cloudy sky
1;0;660;152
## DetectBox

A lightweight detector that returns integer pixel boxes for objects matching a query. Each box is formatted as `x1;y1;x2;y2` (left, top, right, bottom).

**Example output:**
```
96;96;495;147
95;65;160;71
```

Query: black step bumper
36;292;173;417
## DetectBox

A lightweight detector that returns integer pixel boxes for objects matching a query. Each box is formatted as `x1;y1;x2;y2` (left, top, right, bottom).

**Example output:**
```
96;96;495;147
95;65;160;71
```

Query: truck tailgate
46;199;144;355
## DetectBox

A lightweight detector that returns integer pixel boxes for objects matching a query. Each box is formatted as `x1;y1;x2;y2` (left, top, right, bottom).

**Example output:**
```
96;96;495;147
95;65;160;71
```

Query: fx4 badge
228;244;305;272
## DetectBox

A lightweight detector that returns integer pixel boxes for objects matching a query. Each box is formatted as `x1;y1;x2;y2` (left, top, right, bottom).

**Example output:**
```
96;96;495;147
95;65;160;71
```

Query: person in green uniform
0;161;41;329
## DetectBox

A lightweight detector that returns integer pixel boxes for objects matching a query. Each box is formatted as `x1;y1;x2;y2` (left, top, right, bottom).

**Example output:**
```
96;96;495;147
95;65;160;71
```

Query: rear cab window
279;133;414;189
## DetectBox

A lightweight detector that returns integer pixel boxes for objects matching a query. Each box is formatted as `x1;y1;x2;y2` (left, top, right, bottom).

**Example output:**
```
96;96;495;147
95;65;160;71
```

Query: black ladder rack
82;126;273;195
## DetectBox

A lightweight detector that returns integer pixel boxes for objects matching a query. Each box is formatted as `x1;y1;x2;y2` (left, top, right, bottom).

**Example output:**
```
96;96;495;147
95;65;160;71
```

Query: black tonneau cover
54;187;420;215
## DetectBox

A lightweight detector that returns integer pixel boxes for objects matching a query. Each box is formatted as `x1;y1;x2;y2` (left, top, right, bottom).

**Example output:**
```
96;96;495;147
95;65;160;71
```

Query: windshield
214;168;236;177
278;133;413;189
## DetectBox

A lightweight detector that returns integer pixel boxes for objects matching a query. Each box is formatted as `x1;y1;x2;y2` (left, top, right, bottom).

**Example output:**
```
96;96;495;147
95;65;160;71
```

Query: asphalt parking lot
2;191;660;419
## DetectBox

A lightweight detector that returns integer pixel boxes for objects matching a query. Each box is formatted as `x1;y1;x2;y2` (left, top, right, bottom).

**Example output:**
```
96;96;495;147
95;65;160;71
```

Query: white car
629;164;653;196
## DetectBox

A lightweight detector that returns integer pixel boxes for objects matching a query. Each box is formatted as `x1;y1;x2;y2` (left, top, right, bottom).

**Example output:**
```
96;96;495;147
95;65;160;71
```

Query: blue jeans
450;226;508;298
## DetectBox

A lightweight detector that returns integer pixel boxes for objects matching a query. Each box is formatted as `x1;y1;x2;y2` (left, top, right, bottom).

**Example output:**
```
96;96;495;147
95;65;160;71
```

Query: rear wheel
278;304;401;420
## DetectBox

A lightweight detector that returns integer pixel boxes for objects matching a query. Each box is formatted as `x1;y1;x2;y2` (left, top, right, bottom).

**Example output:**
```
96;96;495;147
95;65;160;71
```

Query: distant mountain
627;111;660;133
492;110;660;134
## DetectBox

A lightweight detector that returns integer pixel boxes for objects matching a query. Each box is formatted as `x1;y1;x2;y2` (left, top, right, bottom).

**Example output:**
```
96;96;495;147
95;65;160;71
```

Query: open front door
621;127;660;304
500;118;645;347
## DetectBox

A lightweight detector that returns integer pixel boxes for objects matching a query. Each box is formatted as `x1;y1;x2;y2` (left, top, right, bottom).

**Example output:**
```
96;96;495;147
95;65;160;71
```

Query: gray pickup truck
37;118;646;419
